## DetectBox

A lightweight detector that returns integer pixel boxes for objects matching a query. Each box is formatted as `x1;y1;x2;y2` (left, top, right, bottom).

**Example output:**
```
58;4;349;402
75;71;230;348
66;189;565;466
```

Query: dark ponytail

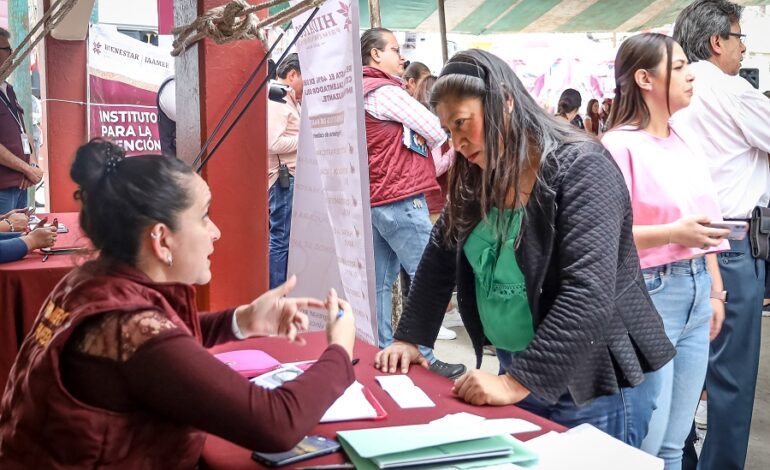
70;138;195;265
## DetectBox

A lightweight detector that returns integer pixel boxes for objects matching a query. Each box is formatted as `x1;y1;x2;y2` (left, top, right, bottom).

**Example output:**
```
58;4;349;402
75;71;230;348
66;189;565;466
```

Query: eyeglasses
727;32;747;44
379;46;401;56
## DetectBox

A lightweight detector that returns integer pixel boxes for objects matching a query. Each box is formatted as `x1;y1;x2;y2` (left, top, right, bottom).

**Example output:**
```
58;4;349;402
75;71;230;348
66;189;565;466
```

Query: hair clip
439;61;486;81
104;144;125;174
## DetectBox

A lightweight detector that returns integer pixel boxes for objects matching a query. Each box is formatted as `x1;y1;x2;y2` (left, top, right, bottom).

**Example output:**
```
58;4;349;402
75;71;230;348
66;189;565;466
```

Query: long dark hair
607;33;674;130
413;74;436;108
429;49;590;244
70;139;195;265
585;99;600;133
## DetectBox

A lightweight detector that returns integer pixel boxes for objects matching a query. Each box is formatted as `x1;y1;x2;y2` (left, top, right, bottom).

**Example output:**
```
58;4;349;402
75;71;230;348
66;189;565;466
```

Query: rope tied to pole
171;0;325;57
0;0;81;83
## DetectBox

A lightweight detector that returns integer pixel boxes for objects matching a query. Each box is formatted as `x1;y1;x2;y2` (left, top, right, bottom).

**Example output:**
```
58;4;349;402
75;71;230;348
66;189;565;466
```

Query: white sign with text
288;0;376;345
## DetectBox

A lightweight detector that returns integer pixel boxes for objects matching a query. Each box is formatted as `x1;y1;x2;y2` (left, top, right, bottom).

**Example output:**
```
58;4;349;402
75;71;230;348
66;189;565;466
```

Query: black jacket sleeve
505;150;627;403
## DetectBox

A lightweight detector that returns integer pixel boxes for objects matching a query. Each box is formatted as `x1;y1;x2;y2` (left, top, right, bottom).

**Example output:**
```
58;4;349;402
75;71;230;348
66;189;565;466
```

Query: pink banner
87;25;173;156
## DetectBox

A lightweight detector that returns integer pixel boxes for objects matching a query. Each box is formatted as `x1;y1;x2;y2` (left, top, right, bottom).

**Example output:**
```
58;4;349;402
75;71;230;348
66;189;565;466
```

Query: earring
150;232;159;240
166;254;173;267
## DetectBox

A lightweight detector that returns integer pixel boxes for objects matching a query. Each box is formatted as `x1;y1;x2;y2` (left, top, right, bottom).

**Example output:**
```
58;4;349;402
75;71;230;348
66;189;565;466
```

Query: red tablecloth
0;212;88;389
202;333;566;470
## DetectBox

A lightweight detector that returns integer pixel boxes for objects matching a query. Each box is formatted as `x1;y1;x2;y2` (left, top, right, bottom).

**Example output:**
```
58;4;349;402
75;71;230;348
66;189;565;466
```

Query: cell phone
251;435;340;467
704;221;749;240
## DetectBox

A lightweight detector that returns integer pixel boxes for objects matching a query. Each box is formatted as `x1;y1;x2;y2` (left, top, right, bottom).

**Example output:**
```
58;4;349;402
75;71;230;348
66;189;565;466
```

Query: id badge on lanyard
0;90;30;154
20;133;31;155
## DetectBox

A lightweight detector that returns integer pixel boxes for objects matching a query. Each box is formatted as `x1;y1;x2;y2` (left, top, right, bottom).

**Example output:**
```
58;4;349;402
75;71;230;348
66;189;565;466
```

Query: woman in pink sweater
601;33;729;469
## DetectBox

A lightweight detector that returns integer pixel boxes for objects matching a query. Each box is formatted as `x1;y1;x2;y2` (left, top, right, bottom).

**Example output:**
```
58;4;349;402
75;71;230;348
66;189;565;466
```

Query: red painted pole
41;0;87;213
199;0;269;310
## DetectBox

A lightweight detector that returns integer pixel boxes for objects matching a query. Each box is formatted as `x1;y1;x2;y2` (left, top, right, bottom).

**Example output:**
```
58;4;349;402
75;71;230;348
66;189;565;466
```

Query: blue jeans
0;187;27;214
371;195;435;363
639;258;712;470
497;349;653;447
268;177;294;289
699;237;765;470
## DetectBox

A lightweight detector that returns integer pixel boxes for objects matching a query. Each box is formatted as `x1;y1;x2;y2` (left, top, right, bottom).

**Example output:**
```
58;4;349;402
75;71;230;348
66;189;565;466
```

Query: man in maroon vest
0;27;43;214
361;28;465;379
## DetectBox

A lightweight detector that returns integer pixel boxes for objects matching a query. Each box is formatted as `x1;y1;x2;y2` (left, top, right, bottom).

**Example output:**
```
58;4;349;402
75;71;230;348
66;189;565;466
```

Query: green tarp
275;0;770;34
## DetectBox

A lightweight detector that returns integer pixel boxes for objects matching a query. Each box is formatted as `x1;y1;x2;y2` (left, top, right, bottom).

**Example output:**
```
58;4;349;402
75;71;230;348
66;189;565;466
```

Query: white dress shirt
671;60;770;219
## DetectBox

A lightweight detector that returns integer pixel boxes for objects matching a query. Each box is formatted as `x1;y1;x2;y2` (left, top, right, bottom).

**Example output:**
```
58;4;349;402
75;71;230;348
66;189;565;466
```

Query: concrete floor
433;316;770;469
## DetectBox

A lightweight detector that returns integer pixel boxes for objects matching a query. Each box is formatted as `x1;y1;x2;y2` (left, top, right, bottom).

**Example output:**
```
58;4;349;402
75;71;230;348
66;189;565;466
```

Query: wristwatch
710;290;728;303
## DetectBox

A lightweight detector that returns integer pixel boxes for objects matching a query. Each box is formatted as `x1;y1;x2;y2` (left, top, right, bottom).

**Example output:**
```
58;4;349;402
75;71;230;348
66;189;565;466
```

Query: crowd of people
0;0;768;468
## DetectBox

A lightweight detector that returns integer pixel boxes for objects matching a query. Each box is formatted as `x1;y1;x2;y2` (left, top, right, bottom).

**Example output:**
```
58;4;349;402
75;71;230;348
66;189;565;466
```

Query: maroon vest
0;262;205;469
362;66;439;207
0;83;28;190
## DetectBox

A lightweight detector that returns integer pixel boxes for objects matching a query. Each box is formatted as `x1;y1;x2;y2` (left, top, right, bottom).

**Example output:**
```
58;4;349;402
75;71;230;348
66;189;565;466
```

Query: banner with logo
87;24;173;155
288;0;377;345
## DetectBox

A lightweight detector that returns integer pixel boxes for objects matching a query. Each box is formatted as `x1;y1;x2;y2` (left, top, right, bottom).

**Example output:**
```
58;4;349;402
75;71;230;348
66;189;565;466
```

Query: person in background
0;27;43;213
0;210;56;263
554;88;584;129
583;98;600;135
411;74;459;341
0;139;356;467
672;2;770;469
157;75;176;157
360;27;465;379
266;53;303;289
376;49;674;445
599;98;613;134
403;61;431;97
602;33;729;470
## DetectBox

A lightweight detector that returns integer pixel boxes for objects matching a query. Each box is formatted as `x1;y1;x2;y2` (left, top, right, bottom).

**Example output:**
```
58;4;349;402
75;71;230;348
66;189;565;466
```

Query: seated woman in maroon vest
0;139;356;468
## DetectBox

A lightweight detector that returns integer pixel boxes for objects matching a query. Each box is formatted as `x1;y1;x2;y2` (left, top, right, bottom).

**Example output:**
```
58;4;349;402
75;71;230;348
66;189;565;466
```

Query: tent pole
368;0;381;27
437;0;448;64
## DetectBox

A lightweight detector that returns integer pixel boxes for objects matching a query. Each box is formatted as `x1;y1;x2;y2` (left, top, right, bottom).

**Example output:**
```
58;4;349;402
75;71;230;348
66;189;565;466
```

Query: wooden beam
437;0;448;64
368;0;381;28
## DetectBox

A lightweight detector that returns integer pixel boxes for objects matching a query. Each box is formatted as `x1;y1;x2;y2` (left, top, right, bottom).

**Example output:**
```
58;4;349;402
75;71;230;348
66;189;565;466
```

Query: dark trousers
698;237;765;469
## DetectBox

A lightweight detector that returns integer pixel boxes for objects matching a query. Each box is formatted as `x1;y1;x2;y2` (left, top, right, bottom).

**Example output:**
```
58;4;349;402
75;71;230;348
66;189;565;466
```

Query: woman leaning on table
602;33;729;469
0;139;356;468
375;49;675;446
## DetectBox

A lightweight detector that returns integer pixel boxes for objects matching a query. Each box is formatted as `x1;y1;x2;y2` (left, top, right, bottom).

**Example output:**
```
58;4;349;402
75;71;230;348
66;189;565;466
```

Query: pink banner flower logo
337;1;352;31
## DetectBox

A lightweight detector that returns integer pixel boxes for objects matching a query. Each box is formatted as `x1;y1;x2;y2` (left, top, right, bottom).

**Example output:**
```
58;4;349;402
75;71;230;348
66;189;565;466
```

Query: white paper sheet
375;375;435;408
524;424;664;470
320;381;378;423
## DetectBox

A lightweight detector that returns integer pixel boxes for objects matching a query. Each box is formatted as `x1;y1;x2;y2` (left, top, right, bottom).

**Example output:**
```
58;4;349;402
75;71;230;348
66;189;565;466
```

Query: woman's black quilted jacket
394;141;676;405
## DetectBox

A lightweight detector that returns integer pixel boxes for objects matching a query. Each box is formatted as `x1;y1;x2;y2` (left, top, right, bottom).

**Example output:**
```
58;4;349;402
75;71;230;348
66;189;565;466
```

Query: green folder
337;433;538;470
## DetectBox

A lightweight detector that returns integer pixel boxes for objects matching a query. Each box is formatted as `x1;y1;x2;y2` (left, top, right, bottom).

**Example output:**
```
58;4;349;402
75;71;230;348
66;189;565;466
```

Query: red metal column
40;1;87;212
198;0;269;310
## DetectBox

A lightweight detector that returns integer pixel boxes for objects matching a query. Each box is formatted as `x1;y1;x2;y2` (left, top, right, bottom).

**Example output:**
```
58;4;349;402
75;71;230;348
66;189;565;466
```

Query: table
0;212;88;389
201;333;566;470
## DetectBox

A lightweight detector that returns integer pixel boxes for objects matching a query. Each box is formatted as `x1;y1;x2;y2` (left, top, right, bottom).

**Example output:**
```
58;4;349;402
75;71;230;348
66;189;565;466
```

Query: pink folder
214;350;281;377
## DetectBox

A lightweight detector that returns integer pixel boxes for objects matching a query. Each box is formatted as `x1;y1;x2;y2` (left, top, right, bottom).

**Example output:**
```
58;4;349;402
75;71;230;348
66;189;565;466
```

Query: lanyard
0;89;24;132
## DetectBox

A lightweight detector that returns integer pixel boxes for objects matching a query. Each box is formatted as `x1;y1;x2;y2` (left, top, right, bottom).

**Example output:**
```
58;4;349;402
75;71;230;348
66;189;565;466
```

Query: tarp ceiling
290;0;770;34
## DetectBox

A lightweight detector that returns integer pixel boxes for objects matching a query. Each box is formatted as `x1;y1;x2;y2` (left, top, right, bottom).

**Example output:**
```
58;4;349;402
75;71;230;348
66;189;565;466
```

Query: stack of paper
523;424;663;470
337;417;541;470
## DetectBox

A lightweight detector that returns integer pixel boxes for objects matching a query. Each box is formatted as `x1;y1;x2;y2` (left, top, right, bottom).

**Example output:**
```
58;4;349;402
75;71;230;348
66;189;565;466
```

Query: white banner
87;25;173;155
288;0;377;345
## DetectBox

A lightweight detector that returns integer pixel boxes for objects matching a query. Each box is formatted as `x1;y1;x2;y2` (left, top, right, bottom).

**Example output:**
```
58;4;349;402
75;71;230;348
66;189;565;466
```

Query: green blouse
463;207;534;352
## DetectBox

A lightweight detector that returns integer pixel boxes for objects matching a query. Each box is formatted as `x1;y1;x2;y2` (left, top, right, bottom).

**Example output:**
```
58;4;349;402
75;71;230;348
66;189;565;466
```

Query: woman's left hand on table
234;275;325;343
452;369;530;406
